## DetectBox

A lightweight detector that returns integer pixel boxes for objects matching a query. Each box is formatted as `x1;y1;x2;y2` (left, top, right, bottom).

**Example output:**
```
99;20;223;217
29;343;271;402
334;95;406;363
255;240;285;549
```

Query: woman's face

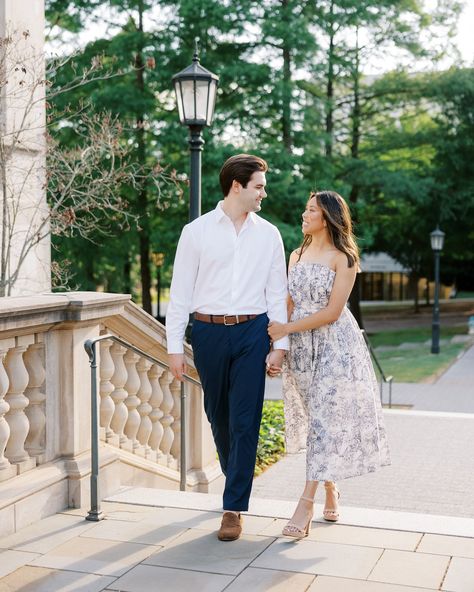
302;197;326;235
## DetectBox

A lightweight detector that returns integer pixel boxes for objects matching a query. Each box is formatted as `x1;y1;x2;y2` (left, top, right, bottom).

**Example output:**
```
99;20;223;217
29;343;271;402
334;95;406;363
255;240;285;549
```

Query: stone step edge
105;486;474;539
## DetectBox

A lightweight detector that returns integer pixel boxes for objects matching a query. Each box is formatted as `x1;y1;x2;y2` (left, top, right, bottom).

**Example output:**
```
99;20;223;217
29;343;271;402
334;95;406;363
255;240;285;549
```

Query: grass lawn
367;325;466;348
374;342;467;383
369;326;470;382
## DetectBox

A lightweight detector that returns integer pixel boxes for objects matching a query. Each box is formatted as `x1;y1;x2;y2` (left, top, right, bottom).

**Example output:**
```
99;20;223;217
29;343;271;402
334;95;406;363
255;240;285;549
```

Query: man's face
239;171;267;213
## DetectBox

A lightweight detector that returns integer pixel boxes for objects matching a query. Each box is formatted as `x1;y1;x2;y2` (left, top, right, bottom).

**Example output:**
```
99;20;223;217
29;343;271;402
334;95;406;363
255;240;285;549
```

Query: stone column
0;0;50;296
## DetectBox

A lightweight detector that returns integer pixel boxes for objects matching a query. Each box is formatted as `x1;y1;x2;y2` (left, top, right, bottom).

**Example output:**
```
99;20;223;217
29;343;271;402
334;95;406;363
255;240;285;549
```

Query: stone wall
0;0;51;296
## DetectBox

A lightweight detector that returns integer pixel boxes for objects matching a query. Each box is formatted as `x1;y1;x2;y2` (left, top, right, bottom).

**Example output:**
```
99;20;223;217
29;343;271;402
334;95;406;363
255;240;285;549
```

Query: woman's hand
268;321;289;341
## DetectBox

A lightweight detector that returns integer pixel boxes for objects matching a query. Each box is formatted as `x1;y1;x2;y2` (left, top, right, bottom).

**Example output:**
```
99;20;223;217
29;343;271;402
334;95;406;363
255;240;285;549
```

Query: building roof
360;252;410;273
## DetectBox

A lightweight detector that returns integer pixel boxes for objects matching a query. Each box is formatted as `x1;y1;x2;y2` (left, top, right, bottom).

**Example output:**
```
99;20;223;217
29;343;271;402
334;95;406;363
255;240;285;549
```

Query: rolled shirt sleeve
266;229;289;350
166;225;200;354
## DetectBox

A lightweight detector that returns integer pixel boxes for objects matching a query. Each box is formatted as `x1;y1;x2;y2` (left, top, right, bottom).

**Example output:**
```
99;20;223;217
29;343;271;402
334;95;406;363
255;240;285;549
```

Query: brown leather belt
194;312;258;326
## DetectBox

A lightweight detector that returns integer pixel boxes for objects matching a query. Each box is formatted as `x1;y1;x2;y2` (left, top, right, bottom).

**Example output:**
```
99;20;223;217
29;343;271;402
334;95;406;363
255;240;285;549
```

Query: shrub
255;400;286;476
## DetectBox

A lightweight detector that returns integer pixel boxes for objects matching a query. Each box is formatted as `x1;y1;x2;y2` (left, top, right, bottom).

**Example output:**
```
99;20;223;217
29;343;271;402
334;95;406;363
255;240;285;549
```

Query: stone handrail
0;292;221;537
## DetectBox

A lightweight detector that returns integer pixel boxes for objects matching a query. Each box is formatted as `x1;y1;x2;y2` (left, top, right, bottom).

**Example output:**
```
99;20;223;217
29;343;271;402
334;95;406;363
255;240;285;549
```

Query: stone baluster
123;350;144;455
169;378;182;460
4;344;35;471
110;343;132;451
148;364;165;463
99;339;118;446
0;346;15;481
158;370;175;464
136;357;153;459
23;341;46;461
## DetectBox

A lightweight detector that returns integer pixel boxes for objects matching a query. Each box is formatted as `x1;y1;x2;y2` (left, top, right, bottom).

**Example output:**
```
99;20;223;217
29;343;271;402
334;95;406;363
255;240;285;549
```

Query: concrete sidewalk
258;346;474;517
265;344;474;413
253;410;474;518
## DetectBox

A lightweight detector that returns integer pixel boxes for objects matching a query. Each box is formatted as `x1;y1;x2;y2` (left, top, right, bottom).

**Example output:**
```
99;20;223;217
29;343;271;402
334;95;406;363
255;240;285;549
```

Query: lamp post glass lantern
430;226;445;354
172;39;219;222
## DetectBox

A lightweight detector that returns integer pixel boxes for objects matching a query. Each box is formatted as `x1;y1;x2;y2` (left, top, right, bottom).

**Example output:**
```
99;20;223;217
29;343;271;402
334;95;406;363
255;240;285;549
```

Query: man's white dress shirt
166;201;289;354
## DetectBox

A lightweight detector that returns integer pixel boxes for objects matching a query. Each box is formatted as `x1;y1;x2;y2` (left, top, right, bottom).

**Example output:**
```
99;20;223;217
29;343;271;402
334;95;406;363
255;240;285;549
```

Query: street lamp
430;226;445;354
172;39;219;222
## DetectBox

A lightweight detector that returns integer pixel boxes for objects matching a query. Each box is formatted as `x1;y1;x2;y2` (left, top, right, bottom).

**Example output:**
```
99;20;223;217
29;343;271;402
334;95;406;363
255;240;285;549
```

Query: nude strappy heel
282;496;314;539
323;482;340;522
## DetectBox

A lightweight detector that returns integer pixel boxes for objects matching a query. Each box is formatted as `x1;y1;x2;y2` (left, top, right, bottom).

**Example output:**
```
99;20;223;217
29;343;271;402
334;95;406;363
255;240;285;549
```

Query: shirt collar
215;201;258;225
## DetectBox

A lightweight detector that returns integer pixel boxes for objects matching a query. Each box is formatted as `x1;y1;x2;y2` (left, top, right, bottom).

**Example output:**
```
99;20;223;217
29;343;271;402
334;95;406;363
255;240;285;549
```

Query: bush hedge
255;400;286;476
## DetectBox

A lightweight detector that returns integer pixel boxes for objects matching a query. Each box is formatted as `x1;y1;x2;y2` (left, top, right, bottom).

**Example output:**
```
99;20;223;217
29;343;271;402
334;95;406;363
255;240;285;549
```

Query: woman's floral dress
282;261;391;481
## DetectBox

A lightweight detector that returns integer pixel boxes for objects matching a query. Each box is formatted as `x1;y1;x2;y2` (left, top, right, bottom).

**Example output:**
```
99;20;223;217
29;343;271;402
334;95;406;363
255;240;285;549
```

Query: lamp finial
193;37;200;63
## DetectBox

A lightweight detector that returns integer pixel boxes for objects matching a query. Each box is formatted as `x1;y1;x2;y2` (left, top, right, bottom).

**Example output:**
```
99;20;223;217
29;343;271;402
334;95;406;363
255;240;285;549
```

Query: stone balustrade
0;292;222;537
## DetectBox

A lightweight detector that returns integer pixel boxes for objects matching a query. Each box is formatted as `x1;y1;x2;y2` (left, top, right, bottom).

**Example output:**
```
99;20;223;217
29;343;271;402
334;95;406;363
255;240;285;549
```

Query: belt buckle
223;314;238;326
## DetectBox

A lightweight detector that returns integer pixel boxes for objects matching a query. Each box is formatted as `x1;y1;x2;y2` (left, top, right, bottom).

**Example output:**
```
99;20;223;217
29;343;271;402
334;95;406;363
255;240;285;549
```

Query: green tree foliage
44;0;473;306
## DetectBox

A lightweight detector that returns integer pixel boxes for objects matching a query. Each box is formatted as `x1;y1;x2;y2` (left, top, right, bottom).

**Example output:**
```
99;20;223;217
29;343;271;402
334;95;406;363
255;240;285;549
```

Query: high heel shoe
282;496;314;539
323;482;340;522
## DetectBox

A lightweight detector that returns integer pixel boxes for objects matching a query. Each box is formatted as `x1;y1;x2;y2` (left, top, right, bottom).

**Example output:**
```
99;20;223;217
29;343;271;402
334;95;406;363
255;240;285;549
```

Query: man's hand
266;349;285;377
168;353;187;381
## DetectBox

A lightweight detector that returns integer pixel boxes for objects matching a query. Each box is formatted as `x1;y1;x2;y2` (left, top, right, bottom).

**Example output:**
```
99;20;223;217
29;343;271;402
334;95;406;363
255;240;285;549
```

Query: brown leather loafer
217;512;242;541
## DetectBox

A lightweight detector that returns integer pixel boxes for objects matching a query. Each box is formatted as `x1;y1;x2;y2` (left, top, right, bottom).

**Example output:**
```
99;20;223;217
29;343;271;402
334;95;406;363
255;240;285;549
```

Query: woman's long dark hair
297;191;360;268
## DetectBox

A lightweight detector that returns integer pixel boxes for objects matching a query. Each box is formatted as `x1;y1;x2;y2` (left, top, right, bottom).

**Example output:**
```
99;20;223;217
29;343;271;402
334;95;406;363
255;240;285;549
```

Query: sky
455;0;474;64
48;1;474;73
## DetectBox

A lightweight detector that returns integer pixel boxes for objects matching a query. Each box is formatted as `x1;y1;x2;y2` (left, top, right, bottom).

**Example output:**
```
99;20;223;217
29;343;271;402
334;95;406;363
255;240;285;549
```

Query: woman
268;191;390;538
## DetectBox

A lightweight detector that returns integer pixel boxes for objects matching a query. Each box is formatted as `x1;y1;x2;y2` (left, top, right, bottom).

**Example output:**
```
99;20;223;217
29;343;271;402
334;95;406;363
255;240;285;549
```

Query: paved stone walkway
1;493;474;591
259;345;474;517
253;410;474;518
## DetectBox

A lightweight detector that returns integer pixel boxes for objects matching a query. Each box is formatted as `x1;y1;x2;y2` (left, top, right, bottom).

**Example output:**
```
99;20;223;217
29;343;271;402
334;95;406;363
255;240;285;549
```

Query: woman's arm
268;253;356;340
286;250;298;320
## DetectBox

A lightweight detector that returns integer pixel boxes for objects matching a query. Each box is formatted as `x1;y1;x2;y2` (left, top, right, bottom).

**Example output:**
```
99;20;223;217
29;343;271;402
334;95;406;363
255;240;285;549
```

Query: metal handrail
84;333;201;522
361;329;393;408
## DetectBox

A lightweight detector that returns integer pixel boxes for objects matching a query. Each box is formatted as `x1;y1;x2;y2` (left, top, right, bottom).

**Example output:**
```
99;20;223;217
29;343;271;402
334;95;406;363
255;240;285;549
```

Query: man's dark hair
219;154;268;197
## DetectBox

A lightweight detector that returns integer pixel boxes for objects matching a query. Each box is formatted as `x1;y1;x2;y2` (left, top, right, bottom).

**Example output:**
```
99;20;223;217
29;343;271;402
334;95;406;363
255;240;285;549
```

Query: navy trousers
191;313;270;511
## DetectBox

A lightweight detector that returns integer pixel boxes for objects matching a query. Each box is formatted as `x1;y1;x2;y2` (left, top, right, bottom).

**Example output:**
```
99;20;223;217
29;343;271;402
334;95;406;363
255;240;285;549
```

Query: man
166;154;288;541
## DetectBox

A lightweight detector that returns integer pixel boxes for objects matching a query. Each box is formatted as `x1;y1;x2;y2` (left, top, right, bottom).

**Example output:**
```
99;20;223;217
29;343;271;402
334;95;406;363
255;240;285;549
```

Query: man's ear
231;179;242;193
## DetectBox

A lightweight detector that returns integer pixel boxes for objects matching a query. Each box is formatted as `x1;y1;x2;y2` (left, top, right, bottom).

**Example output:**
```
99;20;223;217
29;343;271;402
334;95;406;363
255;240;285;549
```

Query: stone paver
0;566;115;592
308;575;436;591
29;537;160;577
442;557;474;592
368;549;450;589
418;533;474;558
1;499;473;592
306;523;422;551
0;513;96;553
0;549;40;579
143;529;273;575
225;567;314;592
108;564;233;592
252;538;383;579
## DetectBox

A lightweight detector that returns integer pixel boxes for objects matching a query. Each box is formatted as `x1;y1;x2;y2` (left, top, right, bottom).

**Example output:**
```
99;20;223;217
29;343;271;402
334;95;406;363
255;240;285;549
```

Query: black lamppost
430;226;445;354
172;39;219;222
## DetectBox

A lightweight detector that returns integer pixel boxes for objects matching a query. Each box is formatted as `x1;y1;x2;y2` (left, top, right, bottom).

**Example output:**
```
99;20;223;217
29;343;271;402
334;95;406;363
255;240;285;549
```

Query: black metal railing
84;334;201;522
361;329;393;408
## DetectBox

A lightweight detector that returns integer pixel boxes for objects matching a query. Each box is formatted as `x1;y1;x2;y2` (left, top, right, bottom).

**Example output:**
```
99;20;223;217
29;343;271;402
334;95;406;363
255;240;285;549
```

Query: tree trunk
414;275;419;313
281;0;292;153
135;2;152;313
0;159;7;297
349;29;361;204
347;30;363;328
325;0;335;159
123;256;131;295
349;273;364;329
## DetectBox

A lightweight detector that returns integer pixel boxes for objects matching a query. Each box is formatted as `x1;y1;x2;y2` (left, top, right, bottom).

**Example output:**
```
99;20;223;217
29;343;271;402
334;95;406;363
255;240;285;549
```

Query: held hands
266;349;285;378
268;321;289;342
